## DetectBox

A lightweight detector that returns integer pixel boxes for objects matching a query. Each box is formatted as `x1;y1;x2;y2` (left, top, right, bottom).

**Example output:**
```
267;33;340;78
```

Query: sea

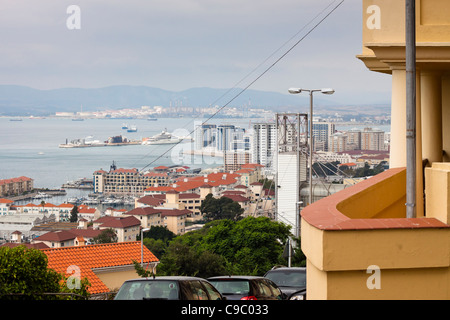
0;116;389;206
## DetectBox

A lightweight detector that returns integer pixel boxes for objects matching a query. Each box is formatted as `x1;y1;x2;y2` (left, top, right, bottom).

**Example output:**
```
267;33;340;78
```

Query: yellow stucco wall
301;166;450;300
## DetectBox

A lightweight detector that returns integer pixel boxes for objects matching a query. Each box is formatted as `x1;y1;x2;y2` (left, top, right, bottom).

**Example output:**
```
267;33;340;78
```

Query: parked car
114;276;225;300
264;267;306;300
207;276;285;300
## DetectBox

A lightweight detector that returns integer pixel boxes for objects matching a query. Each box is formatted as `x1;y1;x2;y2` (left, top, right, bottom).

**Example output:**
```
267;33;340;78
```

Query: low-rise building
0;176;33;197
42;241;159;296
92;216;141;242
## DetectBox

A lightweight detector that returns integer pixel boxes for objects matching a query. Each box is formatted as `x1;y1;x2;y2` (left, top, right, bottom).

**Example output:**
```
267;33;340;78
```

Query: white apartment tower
252;122;277;173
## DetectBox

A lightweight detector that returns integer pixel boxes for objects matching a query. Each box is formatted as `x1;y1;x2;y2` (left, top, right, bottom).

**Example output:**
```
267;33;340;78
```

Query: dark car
207;276;285;300
114;276;225;300
264;267;306;300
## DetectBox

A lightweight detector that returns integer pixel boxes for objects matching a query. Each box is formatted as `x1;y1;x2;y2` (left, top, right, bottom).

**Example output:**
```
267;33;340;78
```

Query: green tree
203;217;292;275
69;205;78;222
143;238;167;259
0;246;90;300
154;217;298;277
144;225;175;242
200;193;244;222
157;240;226;278
93;228;117;244
259;178;275;191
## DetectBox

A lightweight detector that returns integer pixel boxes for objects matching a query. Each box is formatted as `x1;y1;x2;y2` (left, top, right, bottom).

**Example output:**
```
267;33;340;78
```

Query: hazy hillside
0;85;389;116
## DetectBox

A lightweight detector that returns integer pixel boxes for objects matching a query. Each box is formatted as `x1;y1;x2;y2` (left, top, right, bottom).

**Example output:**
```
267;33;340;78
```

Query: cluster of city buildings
0;162;275;247
55;104;273;120
193;120;389;175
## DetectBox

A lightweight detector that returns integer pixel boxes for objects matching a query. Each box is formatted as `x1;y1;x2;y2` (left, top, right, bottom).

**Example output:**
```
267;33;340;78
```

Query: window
202;281;222;300
187;281;209;300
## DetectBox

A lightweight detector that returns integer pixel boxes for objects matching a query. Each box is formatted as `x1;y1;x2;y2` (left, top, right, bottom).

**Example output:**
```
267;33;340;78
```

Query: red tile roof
241;163;264;168
137;195;166;206
0;198;14;204
42;241;159;294
126;207;163;216
0;176;32;185
95;216;141;228
222;195;250;203
111;168;138;174
1;242;49;249
160;209;191;217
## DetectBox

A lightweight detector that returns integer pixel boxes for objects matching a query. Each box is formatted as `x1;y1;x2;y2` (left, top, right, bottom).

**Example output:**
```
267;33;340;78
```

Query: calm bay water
0;116;390;194
0;116;262;191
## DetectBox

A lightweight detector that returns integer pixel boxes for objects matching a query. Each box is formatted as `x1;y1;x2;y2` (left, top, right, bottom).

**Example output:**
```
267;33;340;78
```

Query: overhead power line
139;0;345;172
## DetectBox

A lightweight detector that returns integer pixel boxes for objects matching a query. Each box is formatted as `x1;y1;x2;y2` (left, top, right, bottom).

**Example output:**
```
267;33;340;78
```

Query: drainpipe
405;0;416;218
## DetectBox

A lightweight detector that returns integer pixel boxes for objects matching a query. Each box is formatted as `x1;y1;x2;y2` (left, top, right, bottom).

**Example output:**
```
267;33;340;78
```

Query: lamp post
141;227;150;267
288;88;335;205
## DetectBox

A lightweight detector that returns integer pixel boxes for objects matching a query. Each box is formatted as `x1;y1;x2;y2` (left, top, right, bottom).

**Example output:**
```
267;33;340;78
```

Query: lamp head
321;88;335;95
288;88;302;94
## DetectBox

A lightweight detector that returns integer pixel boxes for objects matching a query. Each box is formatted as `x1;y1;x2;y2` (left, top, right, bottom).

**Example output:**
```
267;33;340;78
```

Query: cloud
0;0;392;104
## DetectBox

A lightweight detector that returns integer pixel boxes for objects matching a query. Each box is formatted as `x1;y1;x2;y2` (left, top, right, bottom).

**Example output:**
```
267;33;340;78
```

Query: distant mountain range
0;85;389;116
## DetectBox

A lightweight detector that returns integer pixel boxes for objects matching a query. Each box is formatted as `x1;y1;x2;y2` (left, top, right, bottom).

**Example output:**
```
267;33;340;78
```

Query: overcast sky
0;0;392;105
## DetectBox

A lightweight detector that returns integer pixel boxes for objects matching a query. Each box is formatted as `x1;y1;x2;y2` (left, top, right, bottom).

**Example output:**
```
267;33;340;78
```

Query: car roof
266;267;306;272
123;276;207;282
207;275;265;280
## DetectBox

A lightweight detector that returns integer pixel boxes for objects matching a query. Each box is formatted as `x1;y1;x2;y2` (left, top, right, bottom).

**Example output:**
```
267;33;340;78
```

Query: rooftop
42;241;159;294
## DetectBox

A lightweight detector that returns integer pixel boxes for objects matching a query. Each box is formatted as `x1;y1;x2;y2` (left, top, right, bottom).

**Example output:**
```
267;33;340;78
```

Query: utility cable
137;0;345;172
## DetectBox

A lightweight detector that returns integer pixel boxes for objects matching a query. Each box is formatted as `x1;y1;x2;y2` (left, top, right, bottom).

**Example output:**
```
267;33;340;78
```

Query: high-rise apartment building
252;122;277;173
361;127;385;151
194;124;217;150
313;122;335;151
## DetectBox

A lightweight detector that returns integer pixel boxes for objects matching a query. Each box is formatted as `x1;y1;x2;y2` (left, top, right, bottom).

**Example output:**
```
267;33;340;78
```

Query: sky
0;0;392;105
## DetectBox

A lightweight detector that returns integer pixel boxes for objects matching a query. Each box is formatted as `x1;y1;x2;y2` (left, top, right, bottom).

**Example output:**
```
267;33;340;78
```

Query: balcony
300;166;450;299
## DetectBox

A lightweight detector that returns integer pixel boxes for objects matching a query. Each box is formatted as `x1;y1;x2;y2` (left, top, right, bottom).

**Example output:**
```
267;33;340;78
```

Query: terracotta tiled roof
95;216;141;228
144;186;173;192
235;169;253;174
42;241;159;294
178;193;200;199
111;168;138;174
1;242;49;249
0;176;32;185
35;230;80;242
137;195;166;206
0;198;14;204
78;208;97;214
222;190;246;195
222;195;250;203
241;163;264;168
126;207;163;216
160;209;191;217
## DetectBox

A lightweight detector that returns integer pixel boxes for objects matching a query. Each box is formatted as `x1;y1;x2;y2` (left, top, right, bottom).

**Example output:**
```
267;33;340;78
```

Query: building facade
0;177;33;197
252;122;277;173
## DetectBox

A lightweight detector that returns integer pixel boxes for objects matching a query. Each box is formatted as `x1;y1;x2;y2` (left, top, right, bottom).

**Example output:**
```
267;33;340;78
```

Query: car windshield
115;280;179;300
265;271;306;287
208;280;250;295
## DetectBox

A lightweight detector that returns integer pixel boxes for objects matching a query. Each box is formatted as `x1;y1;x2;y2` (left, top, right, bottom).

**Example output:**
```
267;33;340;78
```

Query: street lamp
288;88;335;205
141;227;150;267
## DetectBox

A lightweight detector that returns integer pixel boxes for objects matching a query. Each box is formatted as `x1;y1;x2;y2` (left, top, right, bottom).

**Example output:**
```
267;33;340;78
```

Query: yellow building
301;0;450;299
